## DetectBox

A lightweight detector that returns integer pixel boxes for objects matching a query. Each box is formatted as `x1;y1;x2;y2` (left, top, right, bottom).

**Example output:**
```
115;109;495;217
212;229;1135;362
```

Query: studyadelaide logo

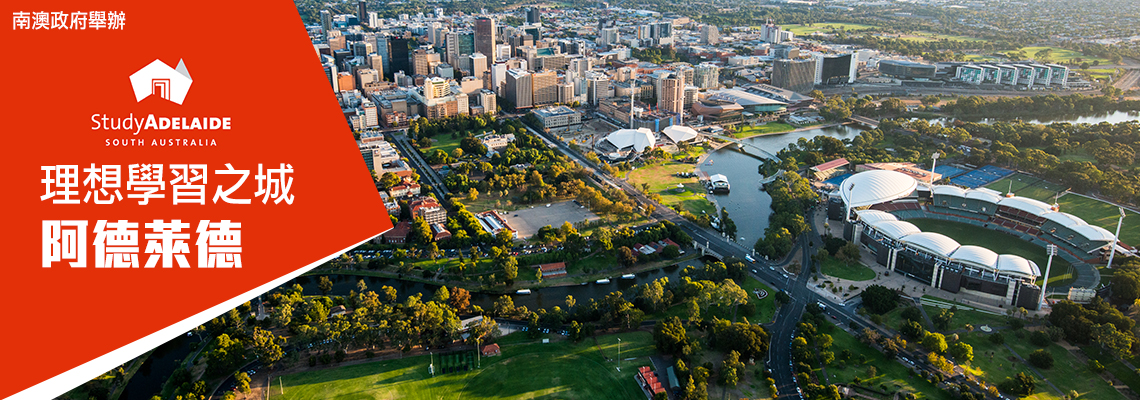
93;58;230;147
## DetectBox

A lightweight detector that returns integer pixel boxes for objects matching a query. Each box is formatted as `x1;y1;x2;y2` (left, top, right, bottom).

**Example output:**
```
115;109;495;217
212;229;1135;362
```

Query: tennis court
932;165;967;180
949;165;1014;188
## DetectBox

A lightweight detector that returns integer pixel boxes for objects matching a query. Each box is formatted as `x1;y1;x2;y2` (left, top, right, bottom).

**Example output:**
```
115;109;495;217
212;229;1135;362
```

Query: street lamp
1038;245;1057;310
1107;207;1127;269
617;338;622;372
929;152;940;186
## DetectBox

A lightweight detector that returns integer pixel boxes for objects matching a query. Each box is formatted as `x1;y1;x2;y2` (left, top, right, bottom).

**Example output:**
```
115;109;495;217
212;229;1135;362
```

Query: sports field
984;173;1064;202
732;122;795;139
780;23;879;36
905;219;1074;287
1056;193;1140;247
627;162;715;215
1017;46;1110;64
276;331;655;400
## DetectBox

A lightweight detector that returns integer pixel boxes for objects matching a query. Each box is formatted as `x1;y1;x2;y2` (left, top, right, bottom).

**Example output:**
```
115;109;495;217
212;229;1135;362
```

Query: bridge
707;134;779;160
848;115;880;129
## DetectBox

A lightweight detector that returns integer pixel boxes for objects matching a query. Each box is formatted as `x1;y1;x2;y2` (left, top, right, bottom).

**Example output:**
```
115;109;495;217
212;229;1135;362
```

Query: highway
390;132;450;200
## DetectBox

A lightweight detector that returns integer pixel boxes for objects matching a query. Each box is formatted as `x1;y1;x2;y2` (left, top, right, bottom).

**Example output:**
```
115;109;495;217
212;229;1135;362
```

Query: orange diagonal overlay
0;1;392;398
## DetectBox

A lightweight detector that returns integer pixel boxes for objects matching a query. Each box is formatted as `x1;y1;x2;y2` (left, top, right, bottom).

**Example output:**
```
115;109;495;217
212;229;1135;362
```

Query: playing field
276;331;655;400
1055;193;1140;247
1017;46;1110;64
732;122;795;139
905;219;1074;287
780;23;879;36
984;173;1064;202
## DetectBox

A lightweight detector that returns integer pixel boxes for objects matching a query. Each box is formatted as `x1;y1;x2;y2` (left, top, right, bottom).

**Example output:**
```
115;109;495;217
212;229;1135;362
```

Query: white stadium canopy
601;128;656;153
840;170;918;208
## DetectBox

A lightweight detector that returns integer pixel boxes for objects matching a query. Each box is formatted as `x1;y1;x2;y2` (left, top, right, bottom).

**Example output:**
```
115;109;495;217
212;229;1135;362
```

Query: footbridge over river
706;134;780;160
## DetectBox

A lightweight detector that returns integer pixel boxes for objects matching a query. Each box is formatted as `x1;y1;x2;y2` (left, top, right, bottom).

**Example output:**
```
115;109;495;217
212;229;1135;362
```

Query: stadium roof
1071;224;1115;242
996;254;1041;278
933;186;966;197
661;125;699;144
998;196;1054;215
900;232;960;257
840;170;918;208
706;89;789;107
602;128;655;153
870;220;921;241
965;189;1003;204
1044;212;1087;226
855;209;898;224
950;245;999;269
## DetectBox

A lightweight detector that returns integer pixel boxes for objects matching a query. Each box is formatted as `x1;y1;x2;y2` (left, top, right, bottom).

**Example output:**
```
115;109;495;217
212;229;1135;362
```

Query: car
745;255;756;263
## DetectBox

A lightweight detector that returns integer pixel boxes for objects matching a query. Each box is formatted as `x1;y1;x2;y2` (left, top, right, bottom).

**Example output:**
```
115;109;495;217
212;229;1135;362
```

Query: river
120;333;201;400
927;110;1140;126
700;124;866;244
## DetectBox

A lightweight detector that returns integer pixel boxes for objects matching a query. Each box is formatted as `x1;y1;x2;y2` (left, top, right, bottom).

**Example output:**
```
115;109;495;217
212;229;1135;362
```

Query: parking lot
501;200;601;239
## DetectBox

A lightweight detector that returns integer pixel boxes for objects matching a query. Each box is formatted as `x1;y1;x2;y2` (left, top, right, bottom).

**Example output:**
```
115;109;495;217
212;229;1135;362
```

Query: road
390;133;450;200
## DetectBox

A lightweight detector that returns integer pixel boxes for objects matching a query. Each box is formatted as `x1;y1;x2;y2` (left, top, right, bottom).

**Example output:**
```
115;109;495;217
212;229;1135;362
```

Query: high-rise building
700;25;719;45
505;69;533;109
368;12;380;27
320;10;332;37
475;17;497;69
469;53;487;81
771;58;816;93
390;37;410;77
599;27;619;47
412;49;431;76
352;41;373;56
812;53;857;85
759;21;792;44
475;89;497;114
437;63;455;79
532;70;558;106
693;63;720;89
357;1;367;25
375;35;391;78
367;54;384;78
526;7;541;24
657;73;684;115
323;61;339;92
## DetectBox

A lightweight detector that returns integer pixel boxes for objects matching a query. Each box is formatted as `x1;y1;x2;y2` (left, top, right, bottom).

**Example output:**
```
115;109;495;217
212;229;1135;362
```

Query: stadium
831;170;1119;309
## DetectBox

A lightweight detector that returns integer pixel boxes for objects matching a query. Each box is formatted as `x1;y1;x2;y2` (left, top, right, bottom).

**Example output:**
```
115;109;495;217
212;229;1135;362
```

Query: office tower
505;69;533;109
657;73;684;115
586;72;611;105
652;22;671;40
469;53;487;81
390;37;410;77
526;7;541;24
375;35;391;79
368;12;380;27
490;62;509;95
367;54;384;78
599;27;619;47
428;22;444;45
435;7;444;18
476;89;497;114
532;70;558;106
558;81;574;104
412;49;431;76
523;25;541;41
352;41;373;56
323;62;339;92
424;77;450;99
693;62;720;89
771;58;816;93
320;10;331;36
475;17;496;69
812;53;856;85
437;63;455;79
700;25;719;45
358;1;367;25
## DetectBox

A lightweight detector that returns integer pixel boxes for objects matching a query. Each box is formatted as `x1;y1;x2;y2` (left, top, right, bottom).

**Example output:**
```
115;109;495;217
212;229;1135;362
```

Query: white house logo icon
129;59;193;105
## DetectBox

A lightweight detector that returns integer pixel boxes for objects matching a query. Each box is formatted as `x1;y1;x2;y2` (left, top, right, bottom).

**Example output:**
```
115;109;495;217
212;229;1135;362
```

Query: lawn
984;173;1063;202
879;303;925;332
1004;338;1124;400
958;332;1040;394
422;134;465;156
1016;47;1110;65
1055;193;1140;248
780;23;880;36
732;122;796;139
919;296;1009;331
904;219;1074;287
823;322;953;399
819;254;876;281
277;331;655;400
964;54;1005;63
1083;345;1140;395
1073;68;1116;82
893;32;987;43
626;162;715;215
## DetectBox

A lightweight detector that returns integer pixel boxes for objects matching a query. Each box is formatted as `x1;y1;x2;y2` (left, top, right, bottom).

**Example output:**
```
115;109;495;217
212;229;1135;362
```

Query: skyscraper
771;58;817;93
505;69;533;109
375;35;391;79
658;73;684;115
700;25;719;45
526;7;541;24
469;53;487;82
475;17;497;69
693;63;720;89
389;37;410;78
320;10;332;37
357;1;367;26
532;70;558;106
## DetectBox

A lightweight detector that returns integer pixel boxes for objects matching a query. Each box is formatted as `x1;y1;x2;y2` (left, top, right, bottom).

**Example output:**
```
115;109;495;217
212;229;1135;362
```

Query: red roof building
811;158;849;181
537;262;567;278
382;221;411;244
481;343;501;357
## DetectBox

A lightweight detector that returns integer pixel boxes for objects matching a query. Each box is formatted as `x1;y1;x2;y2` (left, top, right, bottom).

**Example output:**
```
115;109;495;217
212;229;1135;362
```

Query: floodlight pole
1106;207;1126;269
929;152;940;186
617;338;622;372
477;337;481;369
1039;245;1057;310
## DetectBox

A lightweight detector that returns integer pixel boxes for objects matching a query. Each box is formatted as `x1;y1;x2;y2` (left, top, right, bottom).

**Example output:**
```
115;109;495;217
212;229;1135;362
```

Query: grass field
1073;68;1116;82
819;255;876;281
960;330;1123;399
824;322;953;399
657;275;778;323
1084;345;1140;395
919;297;1009;331
732;122;796;139
1016;47;1110;65
627;162;716;215
890;31;986;43
964;54;1006;62
423;134;465;156
984;173;1064;202
780;23;880;36
1055;193;1140;247
905;219;1075;287
277;331;655;400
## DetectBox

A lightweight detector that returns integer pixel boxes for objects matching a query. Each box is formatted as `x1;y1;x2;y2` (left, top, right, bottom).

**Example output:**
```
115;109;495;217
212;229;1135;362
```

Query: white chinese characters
39;163;295;205
12;11;124;30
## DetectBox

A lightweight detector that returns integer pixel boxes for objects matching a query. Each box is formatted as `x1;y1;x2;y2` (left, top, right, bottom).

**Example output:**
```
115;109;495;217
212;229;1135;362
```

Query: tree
234;372;251;394
686;298;701;325
449;286;471;312
1028;349;1054;369
900;320;926;339
932;308;955;331
860;285;900;314
251;327;286;366
808;90;825;101
499;256;518;282
467;187;479;201
272;303;292;328
433;286;450;304
922;332;948;354
921;95;941;107
617;246;638;266
837;242;861;267
206;334;245;377
1092;322;1133;360
493;295;515;317
989;332;1005;345
411;217;433;245
378;172;401;189
318;276;333;296
949;342;973;363
654;316;689;356
1001;372;1036;396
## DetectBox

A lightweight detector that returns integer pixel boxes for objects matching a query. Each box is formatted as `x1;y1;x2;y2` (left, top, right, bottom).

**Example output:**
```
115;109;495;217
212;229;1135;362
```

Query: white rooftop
840;170;918;208
602;128;656;152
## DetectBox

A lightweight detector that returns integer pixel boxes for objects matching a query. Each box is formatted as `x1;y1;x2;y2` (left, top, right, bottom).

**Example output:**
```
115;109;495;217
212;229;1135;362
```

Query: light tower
929;152;940;186
617;337;622;371
1038;244;1057;310
1106;207;1126;269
